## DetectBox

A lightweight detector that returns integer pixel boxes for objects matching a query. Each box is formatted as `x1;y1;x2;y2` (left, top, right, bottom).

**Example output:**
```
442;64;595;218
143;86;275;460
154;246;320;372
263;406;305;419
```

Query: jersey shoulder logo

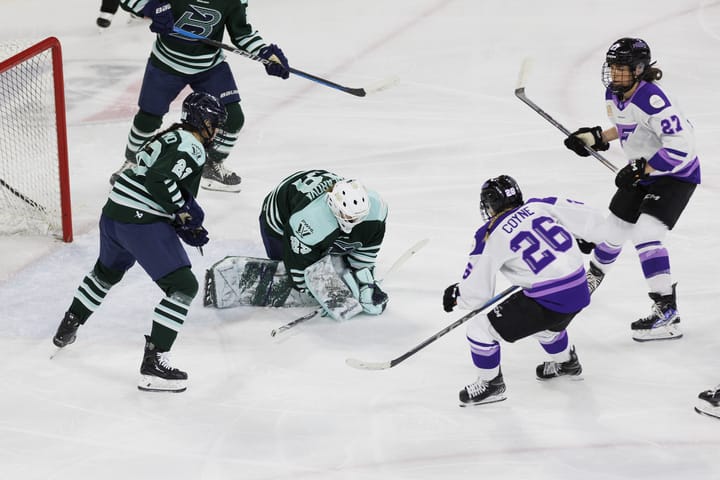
296;220;314;238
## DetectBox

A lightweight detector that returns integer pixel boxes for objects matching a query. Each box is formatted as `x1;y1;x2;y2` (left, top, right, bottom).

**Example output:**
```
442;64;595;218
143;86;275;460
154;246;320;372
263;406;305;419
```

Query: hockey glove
564;126;609;157
343;267;388;315
173;195;204;230
443;283;459;312
615;158;648;189
258;44;290;79
176;225;209;248
142;0;174;35
575;238;596;255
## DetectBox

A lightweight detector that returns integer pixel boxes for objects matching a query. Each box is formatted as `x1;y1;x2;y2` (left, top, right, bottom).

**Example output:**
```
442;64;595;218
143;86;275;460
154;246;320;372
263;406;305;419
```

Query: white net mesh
0;40;63;237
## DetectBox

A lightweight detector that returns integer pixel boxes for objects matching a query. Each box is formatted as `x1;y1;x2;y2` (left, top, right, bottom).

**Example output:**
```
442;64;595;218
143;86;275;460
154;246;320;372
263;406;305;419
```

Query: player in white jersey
442;175;605;407
564;38;700;342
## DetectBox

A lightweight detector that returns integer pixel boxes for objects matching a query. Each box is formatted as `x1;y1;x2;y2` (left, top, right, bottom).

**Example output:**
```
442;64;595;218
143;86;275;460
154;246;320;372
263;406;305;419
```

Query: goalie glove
564;126;609;157
342;267;389;315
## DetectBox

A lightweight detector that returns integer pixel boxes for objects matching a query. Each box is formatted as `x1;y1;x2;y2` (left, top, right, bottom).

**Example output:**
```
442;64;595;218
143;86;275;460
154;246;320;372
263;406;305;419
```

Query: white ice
1;1;719;479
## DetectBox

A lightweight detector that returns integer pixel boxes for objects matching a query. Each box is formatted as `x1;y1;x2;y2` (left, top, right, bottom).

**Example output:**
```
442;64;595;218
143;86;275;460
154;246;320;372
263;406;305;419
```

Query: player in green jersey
260;169;390;318
112;0;290;192
53;92;226;393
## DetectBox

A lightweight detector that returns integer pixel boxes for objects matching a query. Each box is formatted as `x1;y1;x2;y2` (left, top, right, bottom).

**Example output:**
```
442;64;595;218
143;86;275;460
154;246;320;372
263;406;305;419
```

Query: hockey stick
270;309;319;338
172;27;368;97
345;284;520;370
0;176;47;213
269;238;430;337
514;58;618;173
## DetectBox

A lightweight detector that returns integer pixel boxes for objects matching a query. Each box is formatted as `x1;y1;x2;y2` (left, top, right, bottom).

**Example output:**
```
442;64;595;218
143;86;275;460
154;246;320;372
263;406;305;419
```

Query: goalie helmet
327;179;370;233
181;92;227;145
479;175;523;221
602;37;652;95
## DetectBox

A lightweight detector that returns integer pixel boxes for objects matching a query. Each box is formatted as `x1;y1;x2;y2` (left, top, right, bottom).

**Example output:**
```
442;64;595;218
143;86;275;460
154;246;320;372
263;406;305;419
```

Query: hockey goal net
0;37;72;242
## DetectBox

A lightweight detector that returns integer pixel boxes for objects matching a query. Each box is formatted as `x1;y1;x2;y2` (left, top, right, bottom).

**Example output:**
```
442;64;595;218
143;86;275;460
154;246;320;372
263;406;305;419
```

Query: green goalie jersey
261;170;389;290
120;0;266;76
103;127;206;224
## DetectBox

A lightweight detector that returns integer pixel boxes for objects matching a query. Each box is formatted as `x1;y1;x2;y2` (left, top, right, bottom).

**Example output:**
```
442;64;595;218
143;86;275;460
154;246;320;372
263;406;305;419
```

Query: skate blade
536;374;584;382
632;330;683;342
459;395;507;407
138;375;187;393
200;179;242;193
694;406;720;420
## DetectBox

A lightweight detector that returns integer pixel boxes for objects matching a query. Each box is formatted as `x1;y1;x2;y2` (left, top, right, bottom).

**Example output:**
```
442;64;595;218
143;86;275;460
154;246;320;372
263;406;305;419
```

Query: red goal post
0;37;72;242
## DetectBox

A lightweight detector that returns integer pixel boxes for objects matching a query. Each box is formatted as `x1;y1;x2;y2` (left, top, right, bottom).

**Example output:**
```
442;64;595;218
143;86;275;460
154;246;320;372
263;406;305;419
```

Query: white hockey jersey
605;81;700;184
456;197;605;314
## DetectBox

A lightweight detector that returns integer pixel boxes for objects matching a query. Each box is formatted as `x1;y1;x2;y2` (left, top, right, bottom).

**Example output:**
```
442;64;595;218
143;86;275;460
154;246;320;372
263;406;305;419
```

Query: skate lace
542;361;560;377
465;380;489;398
157;352;177;372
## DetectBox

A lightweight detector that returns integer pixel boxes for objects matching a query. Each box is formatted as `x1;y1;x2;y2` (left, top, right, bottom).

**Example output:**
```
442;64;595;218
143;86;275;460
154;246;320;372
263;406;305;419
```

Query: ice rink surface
1;1;719;478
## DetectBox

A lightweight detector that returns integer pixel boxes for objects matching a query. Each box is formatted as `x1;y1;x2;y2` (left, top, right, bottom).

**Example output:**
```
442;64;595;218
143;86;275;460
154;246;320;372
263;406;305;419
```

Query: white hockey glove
342;267;389;315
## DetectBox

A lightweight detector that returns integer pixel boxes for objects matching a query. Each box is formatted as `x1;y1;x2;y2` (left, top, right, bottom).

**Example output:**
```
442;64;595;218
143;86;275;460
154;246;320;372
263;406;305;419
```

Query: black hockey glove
258;44;290;79
176;225;209;248
575;238;596;255
142;0;175;35
173;195;204;230
564;126;609;157
614;158;648;189
443;283;460;312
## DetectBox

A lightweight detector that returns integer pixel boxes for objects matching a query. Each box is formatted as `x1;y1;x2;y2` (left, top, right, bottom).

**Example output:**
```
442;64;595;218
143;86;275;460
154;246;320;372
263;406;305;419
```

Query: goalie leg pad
204;256;317;308
305;256;362;321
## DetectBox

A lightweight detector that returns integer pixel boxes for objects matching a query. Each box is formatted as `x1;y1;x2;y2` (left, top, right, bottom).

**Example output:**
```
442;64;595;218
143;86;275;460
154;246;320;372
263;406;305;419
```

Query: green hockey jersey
120;0;266;75
261;170;388;290
103;127;206;224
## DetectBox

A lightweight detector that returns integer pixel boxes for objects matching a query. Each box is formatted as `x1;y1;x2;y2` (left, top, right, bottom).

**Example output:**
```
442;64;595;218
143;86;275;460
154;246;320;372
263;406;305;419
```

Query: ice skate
536;346;583;380
695;385;720;420
138;336;188;393
458;372;506;407
631;286;682;342
96;12;114;29
586;262;605;294
201;160;242;192
53;311;82;348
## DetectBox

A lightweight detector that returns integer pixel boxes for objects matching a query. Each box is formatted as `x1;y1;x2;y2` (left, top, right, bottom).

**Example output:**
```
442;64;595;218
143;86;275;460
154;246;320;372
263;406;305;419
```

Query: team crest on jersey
329;239;362;255
617;124;638;146
290;235;311;255
296;220;314;238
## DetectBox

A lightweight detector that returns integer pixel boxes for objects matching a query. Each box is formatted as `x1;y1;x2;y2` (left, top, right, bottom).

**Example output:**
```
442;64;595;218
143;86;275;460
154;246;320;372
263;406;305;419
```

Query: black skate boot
96;12;114;28
631;285;682;342
53;311;83;348
458;371;507;407
536;346;583;380
586;261;605;294
201;159;242;192
695;385;720;419
138;336;188;393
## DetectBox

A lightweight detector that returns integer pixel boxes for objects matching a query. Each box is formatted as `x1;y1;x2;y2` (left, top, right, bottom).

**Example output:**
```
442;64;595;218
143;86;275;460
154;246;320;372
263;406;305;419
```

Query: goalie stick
172;27;391;98
345;284;519;371
270;238;430;337
514;58;618;174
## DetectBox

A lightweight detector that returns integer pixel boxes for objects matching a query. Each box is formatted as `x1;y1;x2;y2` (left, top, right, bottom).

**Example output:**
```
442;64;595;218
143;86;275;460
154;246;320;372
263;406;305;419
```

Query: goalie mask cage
0;37;72;242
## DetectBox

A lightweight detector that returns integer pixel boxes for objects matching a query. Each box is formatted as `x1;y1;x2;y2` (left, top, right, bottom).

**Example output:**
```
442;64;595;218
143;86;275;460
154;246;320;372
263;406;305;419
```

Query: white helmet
326;179;370;233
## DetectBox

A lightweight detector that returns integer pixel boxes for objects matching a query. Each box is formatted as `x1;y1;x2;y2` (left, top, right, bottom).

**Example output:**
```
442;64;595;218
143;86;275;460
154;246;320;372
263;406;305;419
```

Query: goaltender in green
205;169;389;320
